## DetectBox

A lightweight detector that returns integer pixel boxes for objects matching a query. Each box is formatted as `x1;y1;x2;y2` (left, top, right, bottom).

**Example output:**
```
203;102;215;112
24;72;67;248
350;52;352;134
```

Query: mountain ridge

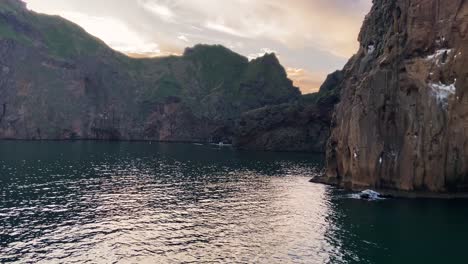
0;0;306;143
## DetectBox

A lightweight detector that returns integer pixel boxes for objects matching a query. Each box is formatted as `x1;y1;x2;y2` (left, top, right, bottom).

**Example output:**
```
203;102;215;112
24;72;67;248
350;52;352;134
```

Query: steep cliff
233;71;343;152
0;0;300;141
323;0;468;193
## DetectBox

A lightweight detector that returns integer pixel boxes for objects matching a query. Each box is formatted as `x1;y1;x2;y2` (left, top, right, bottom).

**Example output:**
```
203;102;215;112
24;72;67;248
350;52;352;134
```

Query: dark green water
0;141;467;263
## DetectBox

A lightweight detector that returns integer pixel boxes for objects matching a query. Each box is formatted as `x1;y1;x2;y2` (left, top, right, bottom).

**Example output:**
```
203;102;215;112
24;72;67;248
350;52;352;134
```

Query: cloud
25;0;371;59
59;12;161;54
203;20;248;38
138;0;175;22
247;48;278;61
286;68;327;94
160;0;371;58
177;35;189;42
24;0;372;91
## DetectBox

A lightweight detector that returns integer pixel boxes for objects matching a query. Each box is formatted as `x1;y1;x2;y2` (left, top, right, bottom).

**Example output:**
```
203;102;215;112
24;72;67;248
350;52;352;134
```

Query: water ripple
0;141;340;263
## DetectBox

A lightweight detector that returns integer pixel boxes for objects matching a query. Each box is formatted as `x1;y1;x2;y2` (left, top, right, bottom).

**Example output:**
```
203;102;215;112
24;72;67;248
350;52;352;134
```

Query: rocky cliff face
0;0;300;142
233;71;343;152
232;102;329;152
324;0;468;193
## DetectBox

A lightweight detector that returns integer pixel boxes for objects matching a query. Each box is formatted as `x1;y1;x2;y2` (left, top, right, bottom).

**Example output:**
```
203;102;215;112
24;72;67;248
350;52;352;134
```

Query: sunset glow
24;0;371;93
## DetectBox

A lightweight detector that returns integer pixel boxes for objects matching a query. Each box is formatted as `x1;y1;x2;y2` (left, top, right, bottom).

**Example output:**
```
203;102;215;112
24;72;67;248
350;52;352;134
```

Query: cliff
323;0;468;193
232;71;343;152
0;0;300;142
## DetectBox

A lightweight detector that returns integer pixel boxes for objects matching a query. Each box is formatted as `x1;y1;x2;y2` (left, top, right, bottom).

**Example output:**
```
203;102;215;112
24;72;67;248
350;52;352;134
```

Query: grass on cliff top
31;14;106;58
1;0;300;117
241;54;298;97
0;20;18;39
0;0;108;58
184;44;249;92
0;20;33;46
183;45;298;101
0;0;26;13
0;2;33;45
0;4;17;14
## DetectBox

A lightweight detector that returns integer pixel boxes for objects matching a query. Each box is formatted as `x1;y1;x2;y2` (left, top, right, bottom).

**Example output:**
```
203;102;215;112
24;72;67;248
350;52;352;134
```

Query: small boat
210;142;232;147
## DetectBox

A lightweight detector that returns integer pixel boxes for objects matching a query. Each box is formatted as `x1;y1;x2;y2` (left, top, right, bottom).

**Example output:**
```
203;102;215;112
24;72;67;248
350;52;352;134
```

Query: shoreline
310;177;468;199
0;139;325;154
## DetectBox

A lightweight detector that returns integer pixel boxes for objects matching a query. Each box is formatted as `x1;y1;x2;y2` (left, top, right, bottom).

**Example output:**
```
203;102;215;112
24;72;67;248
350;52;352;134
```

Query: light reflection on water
4;141;467;264
0;141;340;263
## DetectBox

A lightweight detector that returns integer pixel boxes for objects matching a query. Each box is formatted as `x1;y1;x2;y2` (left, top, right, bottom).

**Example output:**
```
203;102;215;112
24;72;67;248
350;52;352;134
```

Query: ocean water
0;141;466;264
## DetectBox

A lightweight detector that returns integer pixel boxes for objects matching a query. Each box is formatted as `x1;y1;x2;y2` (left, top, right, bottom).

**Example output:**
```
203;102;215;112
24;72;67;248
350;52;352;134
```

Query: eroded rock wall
325;0;468;192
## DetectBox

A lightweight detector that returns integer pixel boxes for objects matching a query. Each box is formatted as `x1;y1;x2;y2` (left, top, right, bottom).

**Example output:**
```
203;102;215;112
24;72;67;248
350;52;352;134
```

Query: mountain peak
0;5;300;142
183;44;247;61
250;52;280;65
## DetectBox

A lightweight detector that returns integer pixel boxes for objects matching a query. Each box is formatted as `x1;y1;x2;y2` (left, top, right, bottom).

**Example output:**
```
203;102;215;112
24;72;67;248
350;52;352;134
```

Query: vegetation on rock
0;0;301;142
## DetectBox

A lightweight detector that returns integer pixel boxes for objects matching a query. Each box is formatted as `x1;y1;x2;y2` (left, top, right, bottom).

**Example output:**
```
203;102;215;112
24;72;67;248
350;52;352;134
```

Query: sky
23;0;372;93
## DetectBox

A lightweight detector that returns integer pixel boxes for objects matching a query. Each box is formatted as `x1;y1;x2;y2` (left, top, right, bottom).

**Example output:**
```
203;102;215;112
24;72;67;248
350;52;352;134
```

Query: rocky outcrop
0;1;300;142
323;0;468;193
233;71;343;152
233;103;329;152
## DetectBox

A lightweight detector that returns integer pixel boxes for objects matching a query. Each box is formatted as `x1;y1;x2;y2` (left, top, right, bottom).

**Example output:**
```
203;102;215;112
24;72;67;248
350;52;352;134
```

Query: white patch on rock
429;81;456;107
379;157;383;164
426;48;452;65
367;44;375;54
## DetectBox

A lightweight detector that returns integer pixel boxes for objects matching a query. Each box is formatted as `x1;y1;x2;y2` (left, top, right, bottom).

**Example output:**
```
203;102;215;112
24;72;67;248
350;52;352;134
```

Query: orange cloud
286;68;326;94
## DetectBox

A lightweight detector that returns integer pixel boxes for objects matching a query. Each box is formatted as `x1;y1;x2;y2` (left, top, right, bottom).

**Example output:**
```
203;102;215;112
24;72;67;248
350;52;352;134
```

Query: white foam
349;190;385;201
